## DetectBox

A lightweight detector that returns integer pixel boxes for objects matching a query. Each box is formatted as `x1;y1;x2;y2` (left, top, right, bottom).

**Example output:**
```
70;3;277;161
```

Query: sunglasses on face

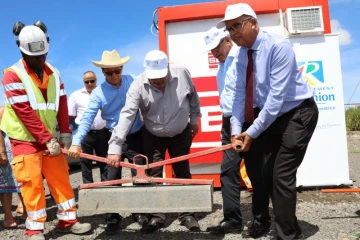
224;18;252;33
84;80;96;84
103;68;122;76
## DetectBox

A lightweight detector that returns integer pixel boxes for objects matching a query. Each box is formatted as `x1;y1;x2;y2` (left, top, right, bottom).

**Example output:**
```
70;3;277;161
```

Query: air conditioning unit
283;6;324;36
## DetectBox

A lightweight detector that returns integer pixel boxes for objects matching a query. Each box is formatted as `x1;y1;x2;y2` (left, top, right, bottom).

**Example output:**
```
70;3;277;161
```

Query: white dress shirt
68;88;106;130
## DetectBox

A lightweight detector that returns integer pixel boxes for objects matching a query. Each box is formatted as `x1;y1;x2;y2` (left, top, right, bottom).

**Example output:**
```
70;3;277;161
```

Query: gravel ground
1;153;360;240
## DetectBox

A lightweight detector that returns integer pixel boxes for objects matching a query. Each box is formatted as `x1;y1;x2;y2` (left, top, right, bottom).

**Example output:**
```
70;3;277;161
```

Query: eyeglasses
84;80;96;84
103;67;122;76
224;18;252;33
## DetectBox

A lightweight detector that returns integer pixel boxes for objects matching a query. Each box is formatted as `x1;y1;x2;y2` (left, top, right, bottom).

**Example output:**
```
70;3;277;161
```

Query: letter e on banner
200;106;222;132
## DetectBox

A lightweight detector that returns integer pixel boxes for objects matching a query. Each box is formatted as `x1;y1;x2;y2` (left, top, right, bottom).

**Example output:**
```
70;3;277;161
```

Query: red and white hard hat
18;25;49;56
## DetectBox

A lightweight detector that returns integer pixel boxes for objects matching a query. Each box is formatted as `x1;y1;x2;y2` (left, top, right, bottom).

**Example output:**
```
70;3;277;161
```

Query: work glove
46;138;61;156
59;133;72;149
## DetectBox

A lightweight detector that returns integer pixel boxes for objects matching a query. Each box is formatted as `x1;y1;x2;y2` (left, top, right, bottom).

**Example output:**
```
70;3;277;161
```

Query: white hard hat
18;25;49;56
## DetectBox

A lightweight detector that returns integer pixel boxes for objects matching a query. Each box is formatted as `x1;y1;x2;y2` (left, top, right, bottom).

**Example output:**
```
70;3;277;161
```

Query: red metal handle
148;143;233;168
133;154;149;168
43;149;109;164
44;143;239;169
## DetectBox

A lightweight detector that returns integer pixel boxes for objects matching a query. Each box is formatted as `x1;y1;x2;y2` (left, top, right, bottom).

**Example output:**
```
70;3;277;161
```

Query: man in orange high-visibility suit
1;21;91;240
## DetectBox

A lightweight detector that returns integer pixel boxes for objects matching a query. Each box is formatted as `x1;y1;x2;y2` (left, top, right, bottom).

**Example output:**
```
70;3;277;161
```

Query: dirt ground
0;152;359;239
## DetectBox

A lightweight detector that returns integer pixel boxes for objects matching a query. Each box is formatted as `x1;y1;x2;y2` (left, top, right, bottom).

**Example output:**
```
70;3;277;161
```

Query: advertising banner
166;18;351;186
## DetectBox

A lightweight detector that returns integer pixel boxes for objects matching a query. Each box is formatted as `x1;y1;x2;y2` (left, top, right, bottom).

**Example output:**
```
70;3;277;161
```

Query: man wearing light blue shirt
217;3;319;240
67;50;146;235
203;27;251;235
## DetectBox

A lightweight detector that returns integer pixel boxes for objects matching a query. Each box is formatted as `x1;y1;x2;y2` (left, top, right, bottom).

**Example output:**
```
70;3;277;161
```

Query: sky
0;0;358;105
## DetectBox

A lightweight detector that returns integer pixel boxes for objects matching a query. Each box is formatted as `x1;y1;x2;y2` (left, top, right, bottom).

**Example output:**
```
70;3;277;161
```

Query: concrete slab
78;184;213;213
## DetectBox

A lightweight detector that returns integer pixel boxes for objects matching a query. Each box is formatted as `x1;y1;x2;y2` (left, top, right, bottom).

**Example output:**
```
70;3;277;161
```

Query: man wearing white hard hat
1;21;91;240
107;50;202;233
203;27;252;234
218;3;318;239
67;49;147;234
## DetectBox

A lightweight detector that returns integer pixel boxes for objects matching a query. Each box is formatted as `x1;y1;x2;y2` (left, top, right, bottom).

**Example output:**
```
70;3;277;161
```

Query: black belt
294;97;315;110
89;128;105;133
223;115;232;120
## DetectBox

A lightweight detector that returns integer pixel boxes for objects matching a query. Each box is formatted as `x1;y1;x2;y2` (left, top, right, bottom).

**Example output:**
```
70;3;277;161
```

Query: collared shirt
216;45;240;117
108;63;201;155
231;30;313;139
68;88;106;130
72;75;144;146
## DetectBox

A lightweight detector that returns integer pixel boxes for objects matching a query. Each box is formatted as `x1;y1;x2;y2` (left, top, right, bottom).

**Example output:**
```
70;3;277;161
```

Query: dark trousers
220;116;242;223
80;128;108;184
105;129;145;223
243;98;318;240
106;130;145;180
142;125;193;224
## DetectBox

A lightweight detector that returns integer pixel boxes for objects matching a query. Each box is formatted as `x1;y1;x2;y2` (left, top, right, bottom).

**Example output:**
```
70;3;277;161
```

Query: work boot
25;233;45;240
58;222;92;234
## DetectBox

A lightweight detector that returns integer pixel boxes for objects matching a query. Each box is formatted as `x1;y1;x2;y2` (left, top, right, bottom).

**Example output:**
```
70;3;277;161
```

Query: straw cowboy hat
92;50;130;68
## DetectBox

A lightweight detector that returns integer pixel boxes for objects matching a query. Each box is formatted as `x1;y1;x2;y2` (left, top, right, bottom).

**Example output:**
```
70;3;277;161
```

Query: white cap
144;50;169;79
203;27;228;52
216;3;257;29
18;25;49;56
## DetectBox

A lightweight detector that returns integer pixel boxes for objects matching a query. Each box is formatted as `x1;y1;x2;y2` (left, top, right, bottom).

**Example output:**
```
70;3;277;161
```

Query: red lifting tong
44;143;238;190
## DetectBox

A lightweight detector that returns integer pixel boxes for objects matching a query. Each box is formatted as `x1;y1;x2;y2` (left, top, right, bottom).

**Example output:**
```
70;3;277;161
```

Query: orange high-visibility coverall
1;59;77;233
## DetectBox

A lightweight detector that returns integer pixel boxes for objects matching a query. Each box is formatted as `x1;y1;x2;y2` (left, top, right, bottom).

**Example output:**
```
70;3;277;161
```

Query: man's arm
246;42;294;139
2;70;52;144
71;92;101;146
230;51;246;136
108;79;141;155
184;68;201;124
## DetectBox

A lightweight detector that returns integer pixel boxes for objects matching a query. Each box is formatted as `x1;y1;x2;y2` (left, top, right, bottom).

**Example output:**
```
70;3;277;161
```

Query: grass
348;151;360;154
346;106;360;131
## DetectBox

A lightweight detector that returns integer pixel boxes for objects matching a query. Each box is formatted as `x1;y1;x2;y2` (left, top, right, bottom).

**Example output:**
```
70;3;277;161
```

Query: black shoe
295;226;304;239
242;223;270;238
206;219;243;234
141;219;164;234
105;221;120;235
134;214;149;227
105;214;122;235
181;216;200;231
